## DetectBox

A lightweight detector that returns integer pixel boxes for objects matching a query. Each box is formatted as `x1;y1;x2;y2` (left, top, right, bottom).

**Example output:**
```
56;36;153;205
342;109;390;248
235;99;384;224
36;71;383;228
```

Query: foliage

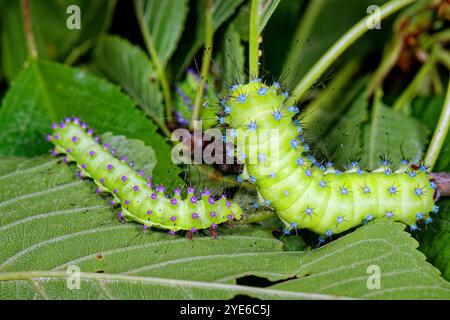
0;0;449;299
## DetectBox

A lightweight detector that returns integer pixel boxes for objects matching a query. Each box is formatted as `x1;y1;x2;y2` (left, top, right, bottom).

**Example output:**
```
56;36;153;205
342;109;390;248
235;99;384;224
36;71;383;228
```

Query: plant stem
425;78;450;170
21;0;37;58
249;0;259;78
392;46;438;112
191;0;213;129
287;0;415;105
134;0;173;124
283;0;326;86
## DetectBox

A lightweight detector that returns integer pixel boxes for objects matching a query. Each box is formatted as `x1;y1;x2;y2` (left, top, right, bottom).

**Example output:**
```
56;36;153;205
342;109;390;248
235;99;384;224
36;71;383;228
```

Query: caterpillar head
225;82;289;130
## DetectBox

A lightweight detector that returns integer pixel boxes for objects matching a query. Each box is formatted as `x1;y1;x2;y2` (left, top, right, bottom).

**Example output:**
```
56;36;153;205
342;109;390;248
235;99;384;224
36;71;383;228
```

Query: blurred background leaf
94;35;165;127
0;60;182;187
135;0;189;66
0;0;116;82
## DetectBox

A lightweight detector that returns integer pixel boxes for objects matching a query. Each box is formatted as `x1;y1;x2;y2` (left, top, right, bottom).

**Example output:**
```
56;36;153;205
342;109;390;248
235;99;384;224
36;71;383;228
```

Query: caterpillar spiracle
223;81;439;237
47;118;242;236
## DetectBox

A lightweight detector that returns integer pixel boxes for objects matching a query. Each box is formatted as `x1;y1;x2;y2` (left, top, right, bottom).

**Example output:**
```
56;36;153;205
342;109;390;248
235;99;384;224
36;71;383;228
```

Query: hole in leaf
236;275;297;288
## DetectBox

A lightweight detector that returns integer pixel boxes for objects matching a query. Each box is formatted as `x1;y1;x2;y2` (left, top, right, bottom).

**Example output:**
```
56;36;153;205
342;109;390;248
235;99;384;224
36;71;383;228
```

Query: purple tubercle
227;214;233;221
46;135;52;142
51;123;58;129
192;213;199;219
107;164;113;170
171;198;177;205
66;148;72;153
174;187;181;196
120;155;127;162
129;161;135;167
113;189;118;194
89;150;95;157
103;143;110;150
190;196;198;204
187;187;195;194
81;164;86;169
72;136;78;143
151;193;157;200
208;197;215;205
147;210;152;215
51;149;57;156
138;170;145;176
95;188;101;194
210;212;216;217
191;227;198;233
121;176;127;182
87;128;94;135
63;157;69;163
124;200;130;205
133;185;139;192
170;216;177;221
54;134;60;140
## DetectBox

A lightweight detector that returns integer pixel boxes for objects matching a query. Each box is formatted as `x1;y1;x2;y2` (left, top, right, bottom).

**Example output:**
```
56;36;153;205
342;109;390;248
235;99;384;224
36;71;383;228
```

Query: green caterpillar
48;118;242;237
223;81;439;237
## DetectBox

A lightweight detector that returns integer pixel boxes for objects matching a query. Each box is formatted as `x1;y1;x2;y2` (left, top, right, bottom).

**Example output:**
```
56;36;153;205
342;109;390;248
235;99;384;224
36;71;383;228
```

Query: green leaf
0;0;115;81
418;199;450;281
258;0;281;33
0;59;181;187
268;221;450;299
314;83;370;166
136;0;189;66
174;0;244;77
1;158;449;299
362;93;430;169
101;133;157;176
94;35;164;122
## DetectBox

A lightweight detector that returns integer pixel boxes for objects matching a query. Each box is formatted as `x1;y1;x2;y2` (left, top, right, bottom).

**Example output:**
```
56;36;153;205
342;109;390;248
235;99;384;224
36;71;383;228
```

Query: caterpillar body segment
224;82;437;236
48;119;242;235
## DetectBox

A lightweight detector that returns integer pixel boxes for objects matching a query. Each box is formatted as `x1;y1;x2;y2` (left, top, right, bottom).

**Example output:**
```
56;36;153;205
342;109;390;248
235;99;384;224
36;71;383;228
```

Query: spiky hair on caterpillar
46;117;242;238
221;79;440;238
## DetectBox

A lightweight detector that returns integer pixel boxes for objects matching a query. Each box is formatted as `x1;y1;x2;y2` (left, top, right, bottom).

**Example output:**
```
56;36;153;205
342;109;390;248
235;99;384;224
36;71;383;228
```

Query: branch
248;0;259;77
431;173;450;197
21;0;38;58
191;0;213;128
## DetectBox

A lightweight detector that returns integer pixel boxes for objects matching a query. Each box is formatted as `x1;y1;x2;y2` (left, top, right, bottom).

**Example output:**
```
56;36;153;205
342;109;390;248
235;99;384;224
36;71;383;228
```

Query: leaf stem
135;0;173;124
392;46;438;112
191;0;213;129
425;77;450;170
21;0;38;59
287;0;415;105
249;0;259;78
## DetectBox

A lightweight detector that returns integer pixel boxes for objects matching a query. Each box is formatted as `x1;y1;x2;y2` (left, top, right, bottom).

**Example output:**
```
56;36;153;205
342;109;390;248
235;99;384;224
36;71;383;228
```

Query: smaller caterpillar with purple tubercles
47;117;242;237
